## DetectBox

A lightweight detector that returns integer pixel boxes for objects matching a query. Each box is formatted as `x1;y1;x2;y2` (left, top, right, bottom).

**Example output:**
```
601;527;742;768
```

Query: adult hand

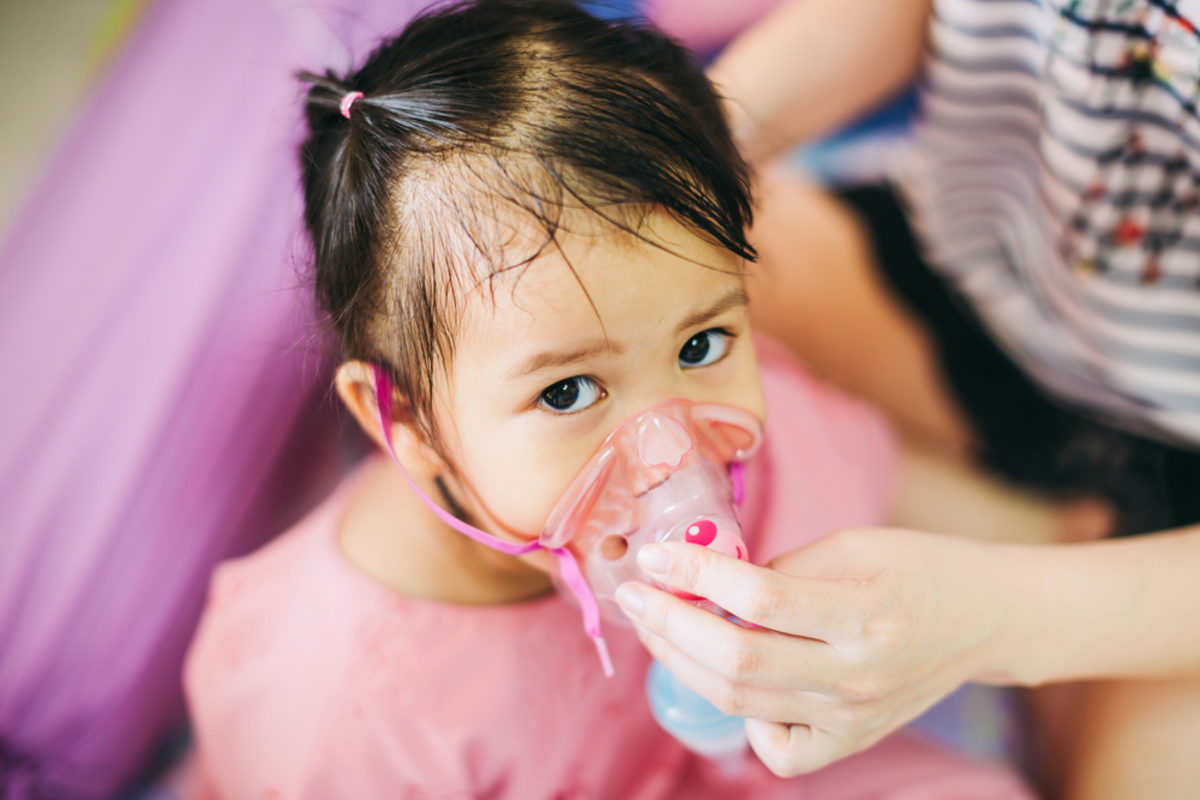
614;527;1016;777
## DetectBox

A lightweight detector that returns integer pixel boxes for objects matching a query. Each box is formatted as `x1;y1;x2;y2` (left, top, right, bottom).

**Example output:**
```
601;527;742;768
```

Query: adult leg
745;169;973;454
1061;679;1200;800
746;170;1116;544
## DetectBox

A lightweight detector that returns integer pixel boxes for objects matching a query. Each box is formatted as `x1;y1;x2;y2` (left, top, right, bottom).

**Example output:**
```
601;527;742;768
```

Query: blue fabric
578;0;643;20
908;685;1025;768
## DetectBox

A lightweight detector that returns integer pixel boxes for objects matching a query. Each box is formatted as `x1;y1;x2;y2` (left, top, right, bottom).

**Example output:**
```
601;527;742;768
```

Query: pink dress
184;338;1032;799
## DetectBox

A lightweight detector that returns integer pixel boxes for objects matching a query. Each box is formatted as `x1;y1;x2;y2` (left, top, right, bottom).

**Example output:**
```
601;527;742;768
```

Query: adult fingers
616;580;843;692
632;620;841;722
744;718;848;777
633;541;859;641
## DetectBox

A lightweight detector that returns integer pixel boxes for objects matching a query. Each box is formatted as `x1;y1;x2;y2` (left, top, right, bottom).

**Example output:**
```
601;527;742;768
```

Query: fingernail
614;582;645;617
637;543;672;575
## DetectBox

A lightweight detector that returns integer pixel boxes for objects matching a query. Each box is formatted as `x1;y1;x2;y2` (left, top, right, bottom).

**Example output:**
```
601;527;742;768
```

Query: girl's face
431;208;766;546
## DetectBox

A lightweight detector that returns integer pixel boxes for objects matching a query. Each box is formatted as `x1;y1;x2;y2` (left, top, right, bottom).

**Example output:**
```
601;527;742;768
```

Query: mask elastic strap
371;365;613;677
729;461;745;506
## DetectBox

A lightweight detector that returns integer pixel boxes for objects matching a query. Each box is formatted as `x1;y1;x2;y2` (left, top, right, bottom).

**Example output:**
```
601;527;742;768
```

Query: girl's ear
334;361;443;476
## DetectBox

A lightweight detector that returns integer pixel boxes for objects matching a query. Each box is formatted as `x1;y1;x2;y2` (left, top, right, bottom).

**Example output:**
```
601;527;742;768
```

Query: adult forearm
984;526;1200;686
709;0;932;166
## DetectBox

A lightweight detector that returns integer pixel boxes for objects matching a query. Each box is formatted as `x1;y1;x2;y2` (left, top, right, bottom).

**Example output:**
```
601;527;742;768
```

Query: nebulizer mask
373;367;761;760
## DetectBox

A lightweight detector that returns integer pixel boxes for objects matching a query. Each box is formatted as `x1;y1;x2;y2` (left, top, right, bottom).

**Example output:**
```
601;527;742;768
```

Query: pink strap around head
340;91;364;119
371;365;614;677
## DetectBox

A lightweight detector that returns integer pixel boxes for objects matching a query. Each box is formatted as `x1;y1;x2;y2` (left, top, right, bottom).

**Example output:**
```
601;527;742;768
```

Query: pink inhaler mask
539;400;762;623
372;366;762;677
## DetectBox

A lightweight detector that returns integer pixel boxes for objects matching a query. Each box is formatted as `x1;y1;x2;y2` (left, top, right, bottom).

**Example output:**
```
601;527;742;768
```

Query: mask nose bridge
635;410;694;469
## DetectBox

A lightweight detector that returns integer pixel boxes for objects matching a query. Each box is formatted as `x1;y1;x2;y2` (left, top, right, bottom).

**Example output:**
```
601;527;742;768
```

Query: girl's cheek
463;430;590;536
493;473;569;535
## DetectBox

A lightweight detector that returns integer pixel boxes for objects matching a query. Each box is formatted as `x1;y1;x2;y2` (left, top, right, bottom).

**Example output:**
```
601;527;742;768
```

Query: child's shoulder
182;465;559;795
183;472;361;707
196;471;354;629
182;465;667;799
186;463;480;686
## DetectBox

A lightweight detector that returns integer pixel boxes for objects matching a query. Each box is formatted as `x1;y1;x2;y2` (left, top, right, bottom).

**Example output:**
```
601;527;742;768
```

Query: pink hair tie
340;91;364;119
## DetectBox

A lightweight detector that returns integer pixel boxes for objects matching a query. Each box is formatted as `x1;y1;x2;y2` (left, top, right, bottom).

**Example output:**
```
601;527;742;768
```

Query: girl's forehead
453;207;746;350
400;154;701;280
398;163;745;352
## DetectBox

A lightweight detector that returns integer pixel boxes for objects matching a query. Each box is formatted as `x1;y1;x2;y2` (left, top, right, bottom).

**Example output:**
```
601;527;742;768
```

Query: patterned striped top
896;0;1200;446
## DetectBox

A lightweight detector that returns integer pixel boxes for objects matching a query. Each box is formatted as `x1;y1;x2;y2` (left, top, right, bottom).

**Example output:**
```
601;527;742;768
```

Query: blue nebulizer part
647;659;748;764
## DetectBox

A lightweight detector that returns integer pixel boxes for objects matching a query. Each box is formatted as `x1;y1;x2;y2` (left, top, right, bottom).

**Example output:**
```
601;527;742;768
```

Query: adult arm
707;0;933;166
614;525;1200;776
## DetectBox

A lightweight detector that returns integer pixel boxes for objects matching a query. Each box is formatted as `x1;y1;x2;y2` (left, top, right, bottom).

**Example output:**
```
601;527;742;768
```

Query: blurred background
0;0;147;238
0;0;907;241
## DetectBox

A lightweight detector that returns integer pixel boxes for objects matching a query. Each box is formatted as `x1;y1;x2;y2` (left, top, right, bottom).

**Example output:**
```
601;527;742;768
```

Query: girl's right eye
538;376;604;414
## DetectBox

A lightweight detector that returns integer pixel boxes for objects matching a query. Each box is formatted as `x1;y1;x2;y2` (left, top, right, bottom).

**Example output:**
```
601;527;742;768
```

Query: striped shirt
896;0;1200;446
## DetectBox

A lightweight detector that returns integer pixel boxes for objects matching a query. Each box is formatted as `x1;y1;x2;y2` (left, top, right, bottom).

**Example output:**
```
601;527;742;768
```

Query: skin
706;0;934;167
334;207;765;608
613;1;1200;796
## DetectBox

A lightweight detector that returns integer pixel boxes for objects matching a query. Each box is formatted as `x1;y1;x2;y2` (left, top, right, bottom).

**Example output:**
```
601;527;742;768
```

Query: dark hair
300;0;754;452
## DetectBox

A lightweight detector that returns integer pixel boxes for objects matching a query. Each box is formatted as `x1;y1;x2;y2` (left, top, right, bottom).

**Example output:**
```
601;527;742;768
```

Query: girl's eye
679;329;731;369
538;376;604;413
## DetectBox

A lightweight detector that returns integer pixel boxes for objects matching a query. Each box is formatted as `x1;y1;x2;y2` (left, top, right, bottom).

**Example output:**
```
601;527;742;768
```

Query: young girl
183;1;1035;796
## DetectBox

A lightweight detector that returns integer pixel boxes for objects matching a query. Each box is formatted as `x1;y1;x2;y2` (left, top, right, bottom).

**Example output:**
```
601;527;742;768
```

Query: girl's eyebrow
673;287;749;336
512;341;626;379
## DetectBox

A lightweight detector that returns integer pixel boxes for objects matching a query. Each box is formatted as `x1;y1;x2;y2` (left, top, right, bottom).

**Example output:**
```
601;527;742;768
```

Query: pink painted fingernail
637;543;672;575
615;582;645;616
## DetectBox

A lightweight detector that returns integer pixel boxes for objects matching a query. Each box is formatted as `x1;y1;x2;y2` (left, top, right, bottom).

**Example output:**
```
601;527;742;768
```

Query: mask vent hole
600;535;629;560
